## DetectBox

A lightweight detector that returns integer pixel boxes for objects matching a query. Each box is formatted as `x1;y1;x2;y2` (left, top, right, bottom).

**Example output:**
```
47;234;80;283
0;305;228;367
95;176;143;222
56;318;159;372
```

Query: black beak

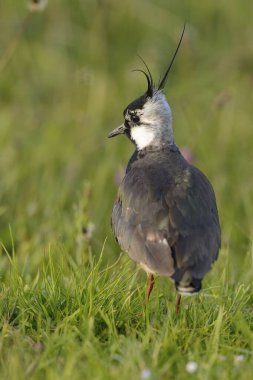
108;123;126;138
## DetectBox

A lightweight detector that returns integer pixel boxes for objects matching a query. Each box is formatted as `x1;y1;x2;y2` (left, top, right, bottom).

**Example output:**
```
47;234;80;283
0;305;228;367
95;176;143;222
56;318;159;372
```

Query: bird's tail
175;277;202;296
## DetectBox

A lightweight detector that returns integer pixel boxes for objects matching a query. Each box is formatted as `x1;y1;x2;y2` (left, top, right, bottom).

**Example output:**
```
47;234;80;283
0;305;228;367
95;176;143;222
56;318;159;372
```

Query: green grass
1;0;253;379
1;244;253;379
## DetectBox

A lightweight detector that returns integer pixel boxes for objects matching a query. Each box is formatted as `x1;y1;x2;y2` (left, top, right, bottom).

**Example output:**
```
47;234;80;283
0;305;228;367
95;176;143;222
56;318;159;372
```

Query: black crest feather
132;24;185;100
158;24;186;90
137;55;154;96
132;69;153;98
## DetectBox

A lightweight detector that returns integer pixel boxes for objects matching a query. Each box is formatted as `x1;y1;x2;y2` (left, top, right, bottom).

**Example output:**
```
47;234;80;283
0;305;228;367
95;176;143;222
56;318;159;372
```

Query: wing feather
111;150;221;283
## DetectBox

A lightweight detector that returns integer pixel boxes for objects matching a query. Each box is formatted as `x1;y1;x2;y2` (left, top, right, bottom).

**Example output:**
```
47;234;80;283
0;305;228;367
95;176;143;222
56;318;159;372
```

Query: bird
108;26;221;313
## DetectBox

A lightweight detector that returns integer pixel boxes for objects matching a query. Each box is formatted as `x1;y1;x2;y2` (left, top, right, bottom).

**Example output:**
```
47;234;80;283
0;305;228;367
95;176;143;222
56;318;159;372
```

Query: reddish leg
175;293;181;315
146;274;155;299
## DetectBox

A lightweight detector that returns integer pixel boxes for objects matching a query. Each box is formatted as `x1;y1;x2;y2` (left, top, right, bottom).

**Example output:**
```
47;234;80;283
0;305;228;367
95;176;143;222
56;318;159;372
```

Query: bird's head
108;26;185;151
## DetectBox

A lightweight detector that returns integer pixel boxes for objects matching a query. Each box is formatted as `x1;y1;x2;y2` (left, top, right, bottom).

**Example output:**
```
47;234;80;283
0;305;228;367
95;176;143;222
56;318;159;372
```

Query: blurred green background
1;1;253;379
1;0;253;277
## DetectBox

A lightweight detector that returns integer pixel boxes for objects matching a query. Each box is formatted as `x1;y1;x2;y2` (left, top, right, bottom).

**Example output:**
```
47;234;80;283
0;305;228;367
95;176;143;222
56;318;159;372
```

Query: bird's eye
131;115;140;123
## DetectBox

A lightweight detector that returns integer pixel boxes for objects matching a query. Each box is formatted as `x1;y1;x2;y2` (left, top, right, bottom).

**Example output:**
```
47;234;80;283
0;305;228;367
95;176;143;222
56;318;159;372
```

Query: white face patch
126;92;174;150
130;126;155;150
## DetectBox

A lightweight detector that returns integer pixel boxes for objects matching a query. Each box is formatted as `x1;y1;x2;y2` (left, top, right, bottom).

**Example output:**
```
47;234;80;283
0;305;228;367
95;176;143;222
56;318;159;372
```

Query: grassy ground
1;0;253;379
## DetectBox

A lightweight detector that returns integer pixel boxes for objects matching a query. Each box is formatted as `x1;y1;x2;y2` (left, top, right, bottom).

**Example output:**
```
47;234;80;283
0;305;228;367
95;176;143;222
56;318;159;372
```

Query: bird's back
112;145;221;294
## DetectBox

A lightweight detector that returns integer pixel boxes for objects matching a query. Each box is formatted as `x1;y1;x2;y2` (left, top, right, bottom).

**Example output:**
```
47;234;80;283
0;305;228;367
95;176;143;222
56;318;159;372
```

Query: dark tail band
175;278;202;295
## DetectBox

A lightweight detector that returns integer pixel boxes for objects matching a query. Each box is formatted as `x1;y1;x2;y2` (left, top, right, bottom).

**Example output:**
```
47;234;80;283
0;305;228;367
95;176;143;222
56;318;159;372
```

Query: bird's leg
146;274;155;300
175;293;181;314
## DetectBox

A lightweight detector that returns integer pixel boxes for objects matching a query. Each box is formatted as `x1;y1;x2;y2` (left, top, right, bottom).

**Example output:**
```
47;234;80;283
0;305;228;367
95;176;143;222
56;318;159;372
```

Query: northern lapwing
108;27;221;313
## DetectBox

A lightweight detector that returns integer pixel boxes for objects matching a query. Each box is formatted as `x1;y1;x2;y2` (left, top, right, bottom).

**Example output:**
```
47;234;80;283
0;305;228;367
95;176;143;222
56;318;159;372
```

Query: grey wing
112;165;220;287
111;176;175;276
165;166;221;288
